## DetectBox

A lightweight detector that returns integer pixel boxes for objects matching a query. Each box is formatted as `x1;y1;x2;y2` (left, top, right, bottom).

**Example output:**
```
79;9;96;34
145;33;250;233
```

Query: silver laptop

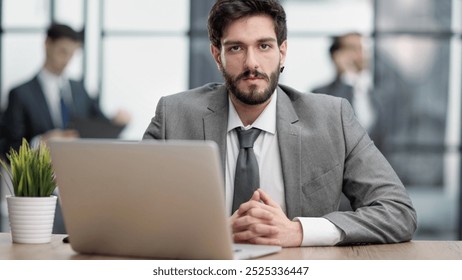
49;139;281;259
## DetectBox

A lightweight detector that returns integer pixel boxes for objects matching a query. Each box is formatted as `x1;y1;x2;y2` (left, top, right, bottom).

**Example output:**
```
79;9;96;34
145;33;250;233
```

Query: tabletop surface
1;233;461;260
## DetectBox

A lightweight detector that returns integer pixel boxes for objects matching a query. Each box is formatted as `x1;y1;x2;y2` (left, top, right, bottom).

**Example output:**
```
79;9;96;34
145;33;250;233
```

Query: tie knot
236;128;261;149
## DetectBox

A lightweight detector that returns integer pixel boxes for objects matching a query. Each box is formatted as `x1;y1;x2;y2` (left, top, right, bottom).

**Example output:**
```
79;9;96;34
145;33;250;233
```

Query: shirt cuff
30;135;42;149
293;217;344;246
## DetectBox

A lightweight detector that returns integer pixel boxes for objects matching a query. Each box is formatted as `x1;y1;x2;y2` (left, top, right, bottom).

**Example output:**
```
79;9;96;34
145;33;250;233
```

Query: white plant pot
6;195;57;244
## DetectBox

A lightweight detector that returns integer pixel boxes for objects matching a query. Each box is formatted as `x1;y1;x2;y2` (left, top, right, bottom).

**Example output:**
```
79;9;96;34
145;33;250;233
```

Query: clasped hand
230;188;302;247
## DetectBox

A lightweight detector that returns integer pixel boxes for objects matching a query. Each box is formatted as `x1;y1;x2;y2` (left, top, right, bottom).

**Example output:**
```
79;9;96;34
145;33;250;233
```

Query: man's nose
244;48;259;70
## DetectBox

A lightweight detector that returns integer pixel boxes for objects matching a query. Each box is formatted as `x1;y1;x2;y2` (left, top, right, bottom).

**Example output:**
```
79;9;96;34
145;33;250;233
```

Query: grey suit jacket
143;83;417;245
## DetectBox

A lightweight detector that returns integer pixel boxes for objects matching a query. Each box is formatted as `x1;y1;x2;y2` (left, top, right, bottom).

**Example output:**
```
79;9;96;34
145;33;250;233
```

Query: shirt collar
227;89;277;135
38;68;67;87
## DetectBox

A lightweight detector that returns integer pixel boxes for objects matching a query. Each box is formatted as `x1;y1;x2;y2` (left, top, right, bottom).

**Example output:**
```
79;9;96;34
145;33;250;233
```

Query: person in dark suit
0;113;5;160
2;23;130;234
312;32;383;151
143;0;416;247
2;23;130;153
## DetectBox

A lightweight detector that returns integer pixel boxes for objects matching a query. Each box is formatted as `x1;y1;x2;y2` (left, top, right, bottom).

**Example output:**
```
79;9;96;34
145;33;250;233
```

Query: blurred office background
0;0;461;241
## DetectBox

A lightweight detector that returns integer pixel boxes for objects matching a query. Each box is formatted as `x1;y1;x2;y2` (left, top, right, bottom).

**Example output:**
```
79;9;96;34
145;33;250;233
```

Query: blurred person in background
2;23;130;154
1;23;130;234
312;32;383;151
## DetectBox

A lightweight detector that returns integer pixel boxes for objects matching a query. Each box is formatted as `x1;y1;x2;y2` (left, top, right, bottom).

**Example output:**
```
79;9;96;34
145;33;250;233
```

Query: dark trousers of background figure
53;203;66;234
0;180;3;232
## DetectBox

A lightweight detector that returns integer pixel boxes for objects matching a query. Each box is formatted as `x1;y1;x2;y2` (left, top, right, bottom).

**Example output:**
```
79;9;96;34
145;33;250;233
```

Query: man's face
45;38;81;75
339;34;366;72
211;15;287;105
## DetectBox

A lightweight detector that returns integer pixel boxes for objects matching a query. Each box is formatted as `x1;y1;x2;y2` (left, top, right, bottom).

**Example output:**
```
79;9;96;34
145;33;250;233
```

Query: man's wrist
289;220;303;247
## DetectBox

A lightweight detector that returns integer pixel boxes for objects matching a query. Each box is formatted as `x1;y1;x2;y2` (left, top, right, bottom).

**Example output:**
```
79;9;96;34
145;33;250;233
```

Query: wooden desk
1;233;461;260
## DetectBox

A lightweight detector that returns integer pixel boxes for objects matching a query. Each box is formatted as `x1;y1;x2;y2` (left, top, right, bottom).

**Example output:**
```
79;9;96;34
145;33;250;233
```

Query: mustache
235;69;269;81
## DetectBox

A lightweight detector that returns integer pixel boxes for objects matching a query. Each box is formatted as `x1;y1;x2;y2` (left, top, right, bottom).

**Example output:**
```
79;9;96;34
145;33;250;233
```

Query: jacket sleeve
143;97;166;140
3;89;27;152
324;99;417;244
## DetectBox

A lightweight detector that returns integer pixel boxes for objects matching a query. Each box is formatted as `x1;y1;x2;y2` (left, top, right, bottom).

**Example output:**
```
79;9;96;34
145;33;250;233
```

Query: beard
221;65;280;105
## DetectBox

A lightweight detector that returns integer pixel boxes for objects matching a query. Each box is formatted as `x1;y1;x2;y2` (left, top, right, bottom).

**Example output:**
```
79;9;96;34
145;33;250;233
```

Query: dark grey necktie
60;95;69;129
59;85;70;129
232;127;261;213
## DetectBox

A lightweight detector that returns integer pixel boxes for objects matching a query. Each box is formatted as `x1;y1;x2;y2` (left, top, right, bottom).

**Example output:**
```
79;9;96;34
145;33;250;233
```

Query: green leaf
1;138;56;197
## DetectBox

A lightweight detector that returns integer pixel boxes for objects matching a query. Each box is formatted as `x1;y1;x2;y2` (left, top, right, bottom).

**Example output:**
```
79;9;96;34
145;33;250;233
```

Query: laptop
48;139;281;260
67;117;125;139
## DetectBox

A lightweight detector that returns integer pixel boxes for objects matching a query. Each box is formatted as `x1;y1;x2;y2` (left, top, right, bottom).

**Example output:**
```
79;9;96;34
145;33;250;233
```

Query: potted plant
0;138;57;244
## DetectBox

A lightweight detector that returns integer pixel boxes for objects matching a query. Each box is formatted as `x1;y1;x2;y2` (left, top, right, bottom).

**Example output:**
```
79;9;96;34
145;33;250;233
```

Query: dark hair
47;23;83;42
329;32;361;57
208;0;287;49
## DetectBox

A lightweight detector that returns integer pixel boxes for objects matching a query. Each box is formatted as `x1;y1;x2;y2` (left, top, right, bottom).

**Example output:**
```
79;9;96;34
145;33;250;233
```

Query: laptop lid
49;139;280;259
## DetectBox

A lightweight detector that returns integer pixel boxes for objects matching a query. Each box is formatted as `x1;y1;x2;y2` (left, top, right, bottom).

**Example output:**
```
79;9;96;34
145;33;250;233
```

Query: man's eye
229;46;241;52
260;44;270;50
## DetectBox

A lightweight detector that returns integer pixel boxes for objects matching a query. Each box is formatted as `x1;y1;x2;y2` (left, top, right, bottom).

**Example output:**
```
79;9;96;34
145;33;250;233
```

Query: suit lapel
276;86;302;219
68;80;79;116
203;85;229;177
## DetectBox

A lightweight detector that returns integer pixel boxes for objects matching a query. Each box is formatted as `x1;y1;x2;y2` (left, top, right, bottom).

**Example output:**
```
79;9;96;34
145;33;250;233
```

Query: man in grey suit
144;0;416;247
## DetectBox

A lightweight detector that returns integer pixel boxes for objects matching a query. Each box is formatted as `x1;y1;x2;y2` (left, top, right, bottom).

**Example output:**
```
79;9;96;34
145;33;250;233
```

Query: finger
232;210;273;230
236;190;261;215
232;215;259;232
246;207;273;220
236;223;279;238
237;199;274;216
233;230;262;242
257;189;279;208
237;199;262;215
248;237;282;246
233;224;279;242
250;190;260;201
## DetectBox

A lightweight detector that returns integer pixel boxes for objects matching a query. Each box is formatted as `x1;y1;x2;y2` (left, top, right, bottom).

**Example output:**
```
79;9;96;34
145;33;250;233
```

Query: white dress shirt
37;68;73;128
38;69;64;128
30;69;73;148
225;91;343;246
342;70;376;133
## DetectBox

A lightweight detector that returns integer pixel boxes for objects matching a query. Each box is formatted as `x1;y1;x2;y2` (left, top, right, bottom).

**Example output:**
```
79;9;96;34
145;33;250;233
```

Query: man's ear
279;40;287;67
210;44;222;70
